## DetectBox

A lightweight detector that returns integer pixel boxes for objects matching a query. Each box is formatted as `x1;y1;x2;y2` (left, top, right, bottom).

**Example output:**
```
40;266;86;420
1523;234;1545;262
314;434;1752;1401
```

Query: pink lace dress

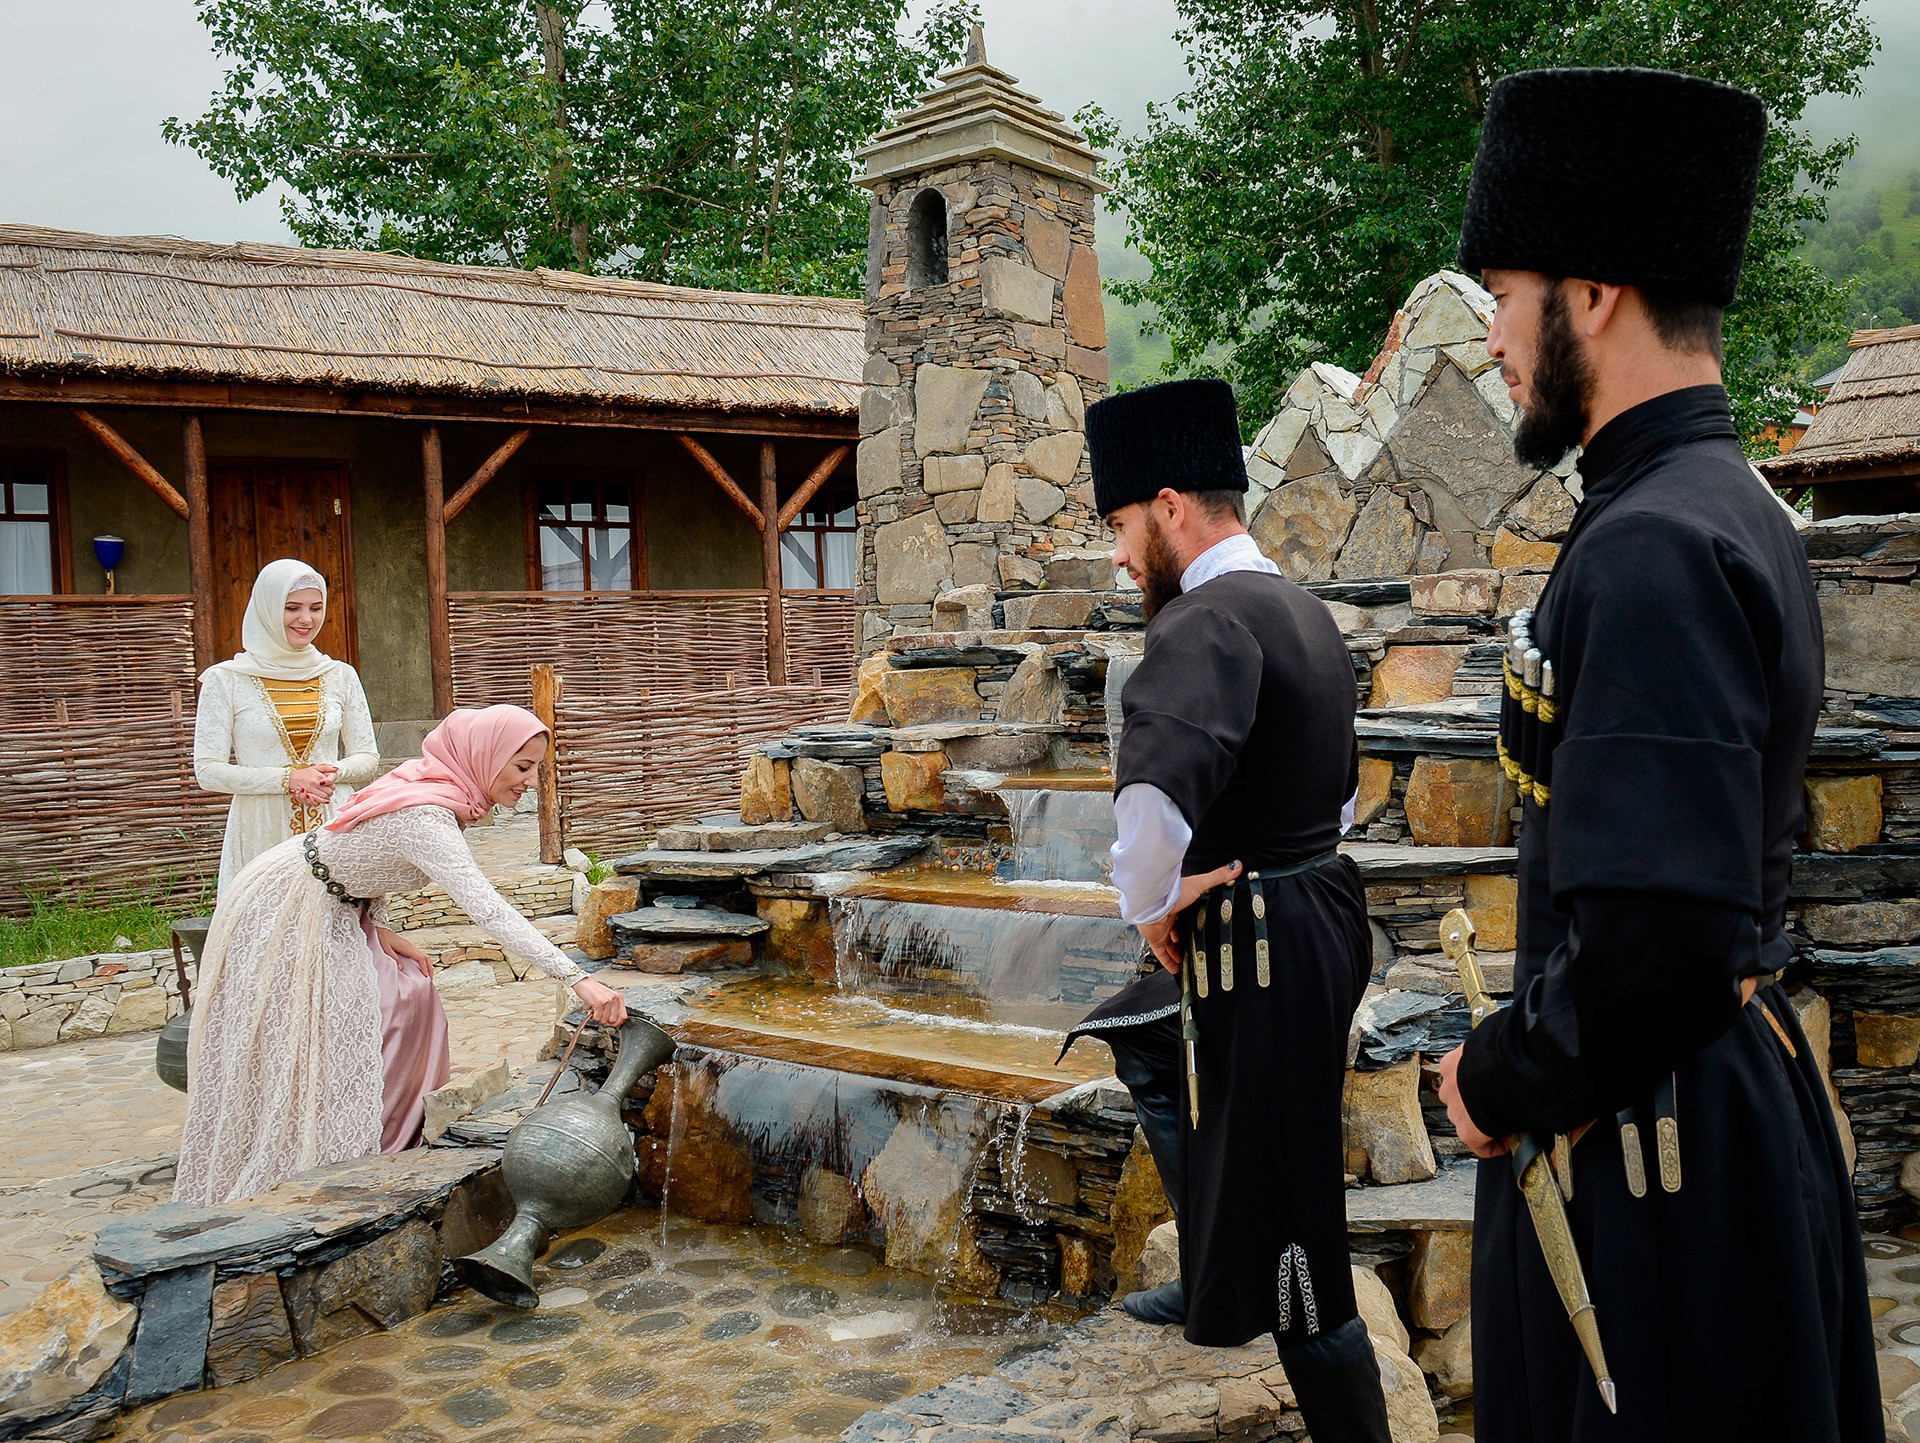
175;804;586;1206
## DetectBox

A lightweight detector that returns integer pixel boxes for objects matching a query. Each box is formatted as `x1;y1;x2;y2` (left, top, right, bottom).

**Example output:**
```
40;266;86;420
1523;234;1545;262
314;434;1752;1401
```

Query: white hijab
208;558;337;682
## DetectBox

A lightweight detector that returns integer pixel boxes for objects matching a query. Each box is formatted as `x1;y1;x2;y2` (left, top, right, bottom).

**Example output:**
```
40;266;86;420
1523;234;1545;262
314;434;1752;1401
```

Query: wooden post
531;663;563;864
423;425;453;717
182;414;215;675
761;440;786;686
75;410;189;517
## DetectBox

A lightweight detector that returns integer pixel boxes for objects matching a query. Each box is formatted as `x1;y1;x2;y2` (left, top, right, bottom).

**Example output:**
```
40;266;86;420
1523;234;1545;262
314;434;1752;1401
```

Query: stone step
1345;1159;1476;1232
1793;847;1920;901
653;818;835;853
609;906;769;941
1342;842;1516;878
611;834;929;881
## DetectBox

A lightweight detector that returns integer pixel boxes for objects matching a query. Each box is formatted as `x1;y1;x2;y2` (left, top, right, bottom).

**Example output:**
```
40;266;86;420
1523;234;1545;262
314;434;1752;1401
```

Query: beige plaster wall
0;405;775;722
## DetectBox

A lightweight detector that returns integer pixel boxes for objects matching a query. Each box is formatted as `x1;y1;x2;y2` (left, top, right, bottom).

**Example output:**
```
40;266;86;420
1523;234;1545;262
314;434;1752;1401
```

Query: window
780;482;856;590
906;188;949;289
531;472;644;591
0;457;63;596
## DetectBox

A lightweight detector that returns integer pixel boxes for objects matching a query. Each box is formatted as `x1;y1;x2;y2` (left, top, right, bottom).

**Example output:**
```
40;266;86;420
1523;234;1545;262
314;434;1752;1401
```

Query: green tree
165;0;975;295
1082;0;1878;447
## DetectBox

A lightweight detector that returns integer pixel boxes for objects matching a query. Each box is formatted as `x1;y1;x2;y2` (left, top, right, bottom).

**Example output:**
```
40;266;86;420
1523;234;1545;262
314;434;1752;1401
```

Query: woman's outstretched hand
1138;860;1244;973
377;926;434;980
573;976;628;1025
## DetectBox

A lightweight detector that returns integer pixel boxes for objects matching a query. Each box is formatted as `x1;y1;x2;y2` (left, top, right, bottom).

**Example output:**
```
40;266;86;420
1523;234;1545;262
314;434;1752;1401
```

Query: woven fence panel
0;597;197;725
781;592;858;689
555;685;849;857
450;591;773;708
0;704;225;911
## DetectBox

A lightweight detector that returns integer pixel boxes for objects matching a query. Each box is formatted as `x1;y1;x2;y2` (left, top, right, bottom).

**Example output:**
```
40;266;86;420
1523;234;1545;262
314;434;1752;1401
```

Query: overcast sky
0;0;1911;247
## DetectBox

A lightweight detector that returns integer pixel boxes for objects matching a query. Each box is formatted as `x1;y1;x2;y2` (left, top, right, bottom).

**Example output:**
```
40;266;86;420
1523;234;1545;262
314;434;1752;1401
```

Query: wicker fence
552;683;849;857
0;598;222;909
450;590;857;708
0;596;198;724
0;696;225;910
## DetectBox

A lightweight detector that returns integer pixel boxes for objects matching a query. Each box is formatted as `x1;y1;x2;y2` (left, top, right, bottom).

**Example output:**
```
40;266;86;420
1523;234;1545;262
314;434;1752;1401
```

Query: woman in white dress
195;559;379;889
175;705;630;1206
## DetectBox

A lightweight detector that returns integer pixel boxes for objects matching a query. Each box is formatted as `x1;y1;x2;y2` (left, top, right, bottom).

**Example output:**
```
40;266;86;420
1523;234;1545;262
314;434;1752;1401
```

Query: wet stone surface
122;1203;1070;1442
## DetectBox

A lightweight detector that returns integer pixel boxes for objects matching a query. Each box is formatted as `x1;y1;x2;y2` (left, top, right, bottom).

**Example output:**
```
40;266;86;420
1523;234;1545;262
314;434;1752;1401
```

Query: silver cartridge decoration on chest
1498;610;1560;807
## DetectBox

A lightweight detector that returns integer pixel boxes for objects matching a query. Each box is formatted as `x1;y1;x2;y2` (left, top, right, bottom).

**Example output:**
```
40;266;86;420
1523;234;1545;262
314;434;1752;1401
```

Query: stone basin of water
125;1203;1079;1443
683;975;1114;1091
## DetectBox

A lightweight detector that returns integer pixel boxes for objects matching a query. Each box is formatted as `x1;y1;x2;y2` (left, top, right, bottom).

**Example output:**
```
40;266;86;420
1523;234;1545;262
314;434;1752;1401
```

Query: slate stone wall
856;158;1109;654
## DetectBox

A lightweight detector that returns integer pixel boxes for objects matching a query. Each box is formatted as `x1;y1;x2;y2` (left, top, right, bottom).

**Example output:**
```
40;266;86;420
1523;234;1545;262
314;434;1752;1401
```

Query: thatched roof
0;225;861;416
1760;324;1920;481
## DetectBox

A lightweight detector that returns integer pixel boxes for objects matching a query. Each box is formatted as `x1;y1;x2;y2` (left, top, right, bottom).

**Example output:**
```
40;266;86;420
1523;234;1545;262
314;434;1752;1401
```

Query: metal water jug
154;916;213;1092
454;1015;675;1308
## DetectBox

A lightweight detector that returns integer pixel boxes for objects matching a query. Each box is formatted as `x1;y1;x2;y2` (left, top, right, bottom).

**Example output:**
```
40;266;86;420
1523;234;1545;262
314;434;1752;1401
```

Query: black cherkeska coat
1071;567;1371;1349
1455;386;1882;1441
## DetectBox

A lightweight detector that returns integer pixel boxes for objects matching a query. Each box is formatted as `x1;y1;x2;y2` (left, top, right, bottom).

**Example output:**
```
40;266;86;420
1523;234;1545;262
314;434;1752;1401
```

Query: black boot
1274;1316;1394;1443
1120;1277;1186;1324
1117;1072;1188;1324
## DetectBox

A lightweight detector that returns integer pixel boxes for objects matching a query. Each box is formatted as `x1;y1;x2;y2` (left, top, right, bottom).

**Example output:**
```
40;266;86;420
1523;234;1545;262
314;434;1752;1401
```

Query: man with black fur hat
1432;68;1880;1439
1061;377;1391;1443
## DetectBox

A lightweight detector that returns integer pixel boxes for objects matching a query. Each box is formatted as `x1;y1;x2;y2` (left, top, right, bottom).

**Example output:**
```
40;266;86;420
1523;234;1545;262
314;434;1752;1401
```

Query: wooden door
207;460;359;668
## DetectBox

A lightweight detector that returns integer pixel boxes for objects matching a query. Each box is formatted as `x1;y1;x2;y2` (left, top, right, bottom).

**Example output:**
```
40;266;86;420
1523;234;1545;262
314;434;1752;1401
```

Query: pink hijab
327;705;549;833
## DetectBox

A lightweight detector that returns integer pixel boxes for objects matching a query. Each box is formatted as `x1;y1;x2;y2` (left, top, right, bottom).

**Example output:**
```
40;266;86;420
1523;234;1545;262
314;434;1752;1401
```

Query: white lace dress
175;804;587;1206
194;664;380;889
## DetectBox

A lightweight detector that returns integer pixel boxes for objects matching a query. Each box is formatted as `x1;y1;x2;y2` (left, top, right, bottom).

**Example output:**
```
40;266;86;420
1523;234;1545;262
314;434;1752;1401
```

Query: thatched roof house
1758;324;1920;517
0;225;860;418
0;226;863;734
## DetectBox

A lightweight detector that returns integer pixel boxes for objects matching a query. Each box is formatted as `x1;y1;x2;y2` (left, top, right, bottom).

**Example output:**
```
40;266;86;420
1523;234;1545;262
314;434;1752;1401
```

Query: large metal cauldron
455;1015;675;1308
154;916;213;1092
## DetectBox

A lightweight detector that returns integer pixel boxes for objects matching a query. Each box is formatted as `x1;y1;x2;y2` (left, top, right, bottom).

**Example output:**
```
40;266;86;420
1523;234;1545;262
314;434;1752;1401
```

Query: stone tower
852;26;1109;652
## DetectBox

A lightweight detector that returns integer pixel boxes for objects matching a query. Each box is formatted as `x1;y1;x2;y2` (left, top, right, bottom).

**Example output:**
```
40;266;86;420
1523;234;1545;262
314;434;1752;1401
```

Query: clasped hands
290;763;339;806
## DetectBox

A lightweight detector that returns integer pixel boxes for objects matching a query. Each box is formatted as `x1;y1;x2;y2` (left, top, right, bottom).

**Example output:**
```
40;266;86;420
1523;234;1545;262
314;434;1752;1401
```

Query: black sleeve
1458;512;1780;1136
1456;891;1764;1136
1115;600;1262;829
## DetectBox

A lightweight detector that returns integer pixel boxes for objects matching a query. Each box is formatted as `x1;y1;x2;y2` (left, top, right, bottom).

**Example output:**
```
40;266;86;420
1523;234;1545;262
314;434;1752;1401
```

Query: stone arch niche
906;188;949;289
850;24;1110;653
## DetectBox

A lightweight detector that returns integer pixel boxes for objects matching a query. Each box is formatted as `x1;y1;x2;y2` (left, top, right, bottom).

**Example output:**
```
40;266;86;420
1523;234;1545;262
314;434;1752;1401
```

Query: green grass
0;891;214;970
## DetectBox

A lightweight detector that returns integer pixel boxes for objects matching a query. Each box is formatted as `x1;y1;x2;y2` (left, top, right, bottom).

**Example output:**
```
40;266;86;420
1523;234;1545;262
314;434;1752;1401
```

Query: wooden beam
761;440;786;686
530;662;563;864
423;425;453;718
182;414;214;674
5;376;856;439
445;427;532;523
71;408;188;518
676;434;763;528
775;443;852;532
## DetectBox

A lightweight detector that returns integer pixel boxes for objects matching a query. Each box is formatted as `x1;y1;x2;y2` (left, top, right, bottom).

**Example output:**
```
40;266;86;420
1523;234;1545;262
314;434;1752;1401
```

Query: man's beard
1137;516;1184;621
1511;283;1596;471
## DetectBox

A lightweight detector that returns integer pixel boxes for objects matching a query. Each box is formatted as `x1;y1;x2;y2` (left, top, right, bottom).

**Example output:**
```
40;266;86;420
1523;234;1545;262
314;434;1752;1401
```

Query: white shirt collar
1180;532;1281;593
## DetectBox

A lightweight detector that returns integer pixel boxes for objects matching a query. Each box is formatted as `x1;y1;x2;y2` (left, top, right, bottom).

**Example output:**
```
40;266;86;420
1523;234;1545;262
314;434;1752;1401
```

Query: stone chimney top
855;25;1105;191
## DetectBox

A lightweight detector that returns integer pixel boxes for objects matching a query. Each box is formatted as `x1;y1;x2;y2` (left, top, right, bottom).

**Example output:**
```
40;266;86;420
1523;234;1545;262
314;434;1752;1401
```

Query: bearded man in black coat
1432;68;1882;1441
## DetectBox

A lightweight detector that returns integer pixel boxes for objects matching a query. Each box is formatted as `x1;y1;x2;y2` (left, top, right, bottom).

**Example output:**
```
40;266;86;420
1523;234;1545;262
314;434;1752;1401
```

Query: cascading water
994;788;1117;882
828;896;1137;1032
1104;649;1142;760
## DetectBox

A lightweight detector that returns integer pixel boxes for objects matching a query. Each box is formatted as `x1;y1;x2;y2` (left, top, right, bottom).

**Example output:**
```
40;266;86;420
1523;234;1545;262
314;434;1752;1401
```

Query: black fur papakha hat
1086;378;1247;517
1457;68;1767;307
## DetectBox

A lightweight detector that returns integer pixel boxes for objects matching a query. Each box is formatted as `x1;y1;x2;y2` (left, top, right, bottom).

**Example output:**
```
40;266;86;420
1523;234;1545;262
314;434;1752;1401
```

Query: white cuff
1112;783;1192;926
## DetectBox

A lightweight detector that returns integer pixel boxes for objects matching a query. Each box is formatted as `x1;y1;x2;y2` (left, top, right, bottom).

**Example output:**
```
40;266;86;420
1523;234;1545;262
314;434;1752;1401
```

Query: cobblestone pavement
124;1204;1069;1443
0;978;560;1320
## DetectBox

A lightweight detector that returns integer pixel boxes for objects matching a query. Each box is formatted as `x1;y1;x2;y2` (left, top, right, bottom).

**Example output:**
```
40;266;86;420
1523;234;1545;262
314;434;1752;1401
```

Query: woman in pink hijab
177;706;629;1206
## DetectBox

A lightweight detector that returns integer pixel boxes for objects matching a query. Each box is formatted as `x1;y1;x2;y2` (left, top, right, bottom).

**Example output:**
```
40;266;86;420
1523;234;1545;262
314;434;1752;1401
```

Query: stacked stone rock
853;39;1110;654
0;948;183;1052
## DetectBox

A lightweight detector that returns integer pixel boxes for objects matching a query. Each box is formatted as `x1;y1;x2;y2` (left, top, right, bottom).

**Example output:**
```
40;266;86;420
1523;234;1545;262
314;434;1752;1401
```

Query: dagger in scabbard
1440;908;1617;1415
